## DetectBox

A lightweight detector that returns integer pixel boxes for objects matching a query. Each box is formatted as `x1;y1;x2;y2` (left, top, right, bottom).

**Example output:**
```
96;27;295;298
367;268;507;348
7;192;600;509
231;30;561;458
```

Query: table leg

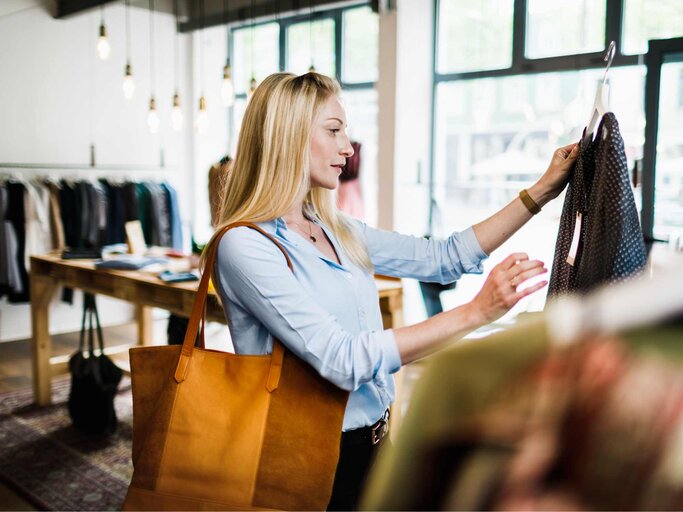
30;274;58;406
136;305;153;345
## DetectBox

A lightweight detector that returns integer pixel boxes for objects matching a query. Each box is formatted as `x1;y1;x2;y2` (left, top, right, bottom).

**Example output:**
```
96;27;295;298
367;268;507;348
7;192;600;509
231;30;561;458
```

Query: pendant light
148;98;160;133
221;0;235;107
97;4;111;60
122;0;135;99
308;0;315;72
171;92;183;130
147;0;160;133
247;0;257;99
196;96;208;134
171;0;183;130
195;0;209;134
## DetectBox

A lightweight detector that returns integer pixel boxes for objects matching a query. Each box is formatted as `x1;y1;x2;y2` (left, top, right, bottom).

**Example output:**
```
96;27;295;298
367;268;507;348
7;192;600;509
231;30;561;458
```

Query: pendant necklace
305;219;317;243
290;218;317;243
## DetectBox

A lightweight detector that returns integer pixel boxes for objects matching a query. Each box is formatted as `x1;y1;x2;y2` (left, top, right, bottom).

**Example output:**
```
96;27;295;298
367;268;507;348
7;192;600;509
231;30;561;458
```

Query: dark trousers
327;431;389;511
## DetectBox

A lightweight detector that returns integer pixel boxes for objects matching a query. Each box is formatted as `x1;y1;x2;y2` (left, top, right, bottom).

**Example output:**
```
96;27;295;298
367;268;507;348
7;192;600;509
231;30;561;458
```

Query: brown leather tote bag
123;222;349;511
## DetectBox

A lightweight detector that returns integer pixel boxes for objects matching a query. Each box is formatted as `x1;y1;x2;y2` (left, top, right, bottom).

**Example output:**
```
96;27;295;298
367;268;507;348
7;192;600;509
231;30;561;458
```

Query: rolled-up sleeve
353;220;488;283
216;227;402;392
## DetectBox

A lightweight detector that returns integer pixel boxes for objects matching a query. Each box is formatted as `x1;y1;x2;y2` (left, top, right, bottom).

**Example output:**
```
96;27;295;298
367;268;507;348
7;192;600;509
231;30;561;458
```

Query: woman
204;72;578;510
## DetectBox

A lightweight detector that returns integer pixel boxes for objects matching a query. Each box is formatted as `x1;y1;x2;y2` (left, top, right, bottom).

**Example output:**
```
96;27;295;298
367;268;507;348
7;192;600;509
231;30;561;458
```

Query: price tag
566;212;583;266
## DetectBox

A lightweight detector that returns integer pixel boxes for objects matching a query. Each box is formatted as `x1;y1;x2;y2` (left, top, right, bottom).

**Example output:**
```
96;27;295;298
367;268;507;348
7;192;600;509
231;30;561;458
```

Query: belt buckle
371;411;389;445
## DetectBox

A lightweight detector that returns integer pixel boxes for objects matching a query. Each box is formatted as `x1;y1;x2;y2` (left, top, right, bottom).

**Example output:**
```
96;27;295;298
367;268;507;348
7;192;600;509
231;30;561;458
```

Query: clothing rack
0;165;175;184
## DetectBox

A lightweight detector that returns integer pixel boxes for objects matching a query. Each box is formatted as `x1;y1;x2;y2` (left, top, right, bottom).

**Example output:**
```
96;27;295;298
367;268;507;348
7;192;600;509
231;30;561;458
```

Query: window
434;67;645;212
340;88;379;224
229;4;379;227
526;0;606;59
437;0;514;74
430;0;678;316
232;23;279;95
342;7;379;83
653;56;683;241
622;0;683;55
286;18;335;76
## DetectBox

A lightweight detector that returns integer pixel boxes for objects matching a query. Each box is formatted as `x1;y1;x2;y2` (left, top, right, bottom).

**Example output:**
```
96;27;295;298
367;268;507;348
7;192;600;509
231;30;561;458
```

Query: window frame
430;0;667;241
228;2;376;99
642;36;683;244
227;3;377;148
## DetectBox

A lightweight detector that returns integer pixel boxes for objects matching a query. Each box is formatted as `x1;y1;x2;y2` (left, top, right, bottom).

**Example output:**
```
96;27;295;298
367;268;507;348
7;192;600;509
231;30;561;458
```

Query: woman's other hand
529;143;579;206
467;253;548;326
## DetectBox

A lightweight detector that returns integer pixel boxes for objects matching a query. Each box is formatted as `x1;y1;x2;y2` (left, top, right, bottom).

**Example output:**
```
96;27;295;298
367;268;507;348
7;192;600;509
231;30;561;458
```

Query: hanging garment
6;181;29;302
149;182;171;247
92;180;108;247
45;180;65;250
547;113;646;297
101;179;127;245
0;185;22;296
59;180;80;249
23;180;53;268
136;183;154;245
123;181;140;223
161;182;183;250
337;141;364;220
77;181;93;247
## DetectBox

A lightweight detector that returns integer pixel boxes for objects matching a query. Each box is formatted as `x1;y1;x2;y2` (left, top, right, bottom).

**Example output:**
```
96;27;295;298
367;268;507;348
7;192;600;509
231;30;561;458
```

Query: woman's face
309;95;354;190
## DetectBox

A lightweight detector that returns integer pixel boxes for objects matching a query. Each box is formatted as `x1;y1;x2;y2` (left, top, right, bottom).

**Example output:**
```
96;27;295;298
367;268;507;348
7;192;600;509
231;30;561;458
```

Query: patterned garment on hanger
547;113;646;298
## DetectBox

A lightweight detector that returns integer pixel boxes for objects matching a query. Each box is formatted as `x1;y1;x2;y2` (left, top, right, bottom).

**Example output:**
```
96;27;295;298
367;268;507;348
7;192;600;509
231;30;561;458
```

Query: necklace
288;218;317;243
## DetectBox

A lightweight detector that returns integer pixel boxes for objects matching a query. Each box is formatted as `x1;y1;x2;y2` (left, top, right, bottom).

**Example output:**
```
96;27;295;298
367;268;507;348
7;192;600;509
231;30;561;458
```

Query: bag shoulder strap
80;293;104;357
174;222;293;391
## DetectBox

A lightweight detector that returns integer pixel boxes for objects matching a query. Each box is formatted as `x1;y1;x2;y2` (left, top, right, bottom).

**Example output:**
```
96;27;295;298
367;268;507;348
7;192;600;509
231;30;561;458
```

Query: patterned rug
0;378;133;511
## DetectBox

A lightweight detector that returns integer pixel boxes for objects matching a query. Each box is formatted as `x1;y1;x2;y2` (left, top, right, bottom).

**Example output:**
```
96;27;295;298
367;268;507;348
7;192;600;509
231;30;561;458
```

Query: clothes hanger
584;41;616;141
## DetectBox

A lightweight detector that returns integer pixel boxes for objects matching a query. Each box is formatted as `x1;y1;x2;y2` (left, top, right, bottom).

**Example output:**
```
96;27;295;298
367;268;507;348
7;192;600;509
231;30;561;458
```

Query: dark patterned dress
547;113;646;298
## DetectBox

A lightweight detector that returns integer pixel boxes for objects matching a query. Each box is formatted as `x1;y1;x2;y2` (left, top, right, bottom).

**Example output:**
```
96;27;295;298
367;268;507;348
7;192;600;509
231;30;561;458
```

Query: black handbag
68;293;123;435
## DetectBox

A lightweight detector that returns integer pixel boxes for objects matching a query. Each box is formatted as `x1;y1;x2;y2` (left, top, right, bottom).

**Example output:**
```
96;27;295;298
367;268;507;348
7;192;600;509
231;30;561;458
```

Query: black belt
342;410;390;446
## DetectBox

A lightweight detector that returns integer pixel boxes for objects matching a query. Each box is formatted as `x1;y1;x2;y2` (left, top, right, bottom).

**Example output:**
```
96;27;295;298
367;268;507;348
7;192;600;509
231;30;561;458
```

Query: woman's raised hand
530;143;580;204
468;253;548;326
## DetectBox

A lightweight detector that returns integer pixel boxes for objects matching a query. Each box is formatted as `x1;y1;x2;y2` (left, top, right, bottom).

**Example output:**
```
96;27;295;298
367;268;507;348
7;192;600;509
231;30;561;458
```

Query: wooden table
29;254;404;406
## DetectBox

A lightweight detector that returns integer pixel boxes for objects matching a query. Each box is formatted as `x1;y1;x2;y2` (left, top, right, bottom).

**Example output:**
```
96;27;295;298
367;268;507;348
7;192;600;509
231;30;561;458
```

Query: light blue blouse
214;217;488;431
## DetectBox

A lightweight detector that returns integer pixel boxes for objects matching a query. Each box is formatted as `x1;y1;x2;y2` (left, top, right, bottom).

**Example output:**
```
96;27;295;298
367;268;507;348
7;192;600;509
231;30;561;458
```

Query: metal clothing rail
0;164;175;183
0;163;171;171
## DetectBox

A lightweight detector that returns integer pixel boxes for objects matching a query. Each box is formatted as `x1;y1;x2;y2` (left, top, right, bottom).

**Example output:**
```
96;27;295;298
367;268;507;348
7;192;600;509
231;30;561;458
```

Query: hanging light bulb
221;61;235;107
247;76;257;100
123;0;134;99
171;92;183;131
147;97;160;133
220;0;234;107
195;95;208;134
122;62;135;99
97;22;111;60
171;0;182;130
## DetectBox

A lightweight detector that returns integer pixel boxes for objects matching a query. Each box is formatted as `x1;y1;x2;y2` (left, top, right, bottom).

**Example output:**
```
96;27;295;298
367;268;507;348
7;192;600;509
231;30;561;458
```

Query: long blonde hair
202;72;372;279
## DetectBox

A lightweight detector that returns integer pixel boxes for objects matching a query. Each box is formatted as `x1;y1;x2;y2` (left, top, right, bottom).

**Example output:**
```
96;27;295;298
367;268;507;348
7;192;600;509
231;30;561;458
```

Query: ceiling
55;0;383;31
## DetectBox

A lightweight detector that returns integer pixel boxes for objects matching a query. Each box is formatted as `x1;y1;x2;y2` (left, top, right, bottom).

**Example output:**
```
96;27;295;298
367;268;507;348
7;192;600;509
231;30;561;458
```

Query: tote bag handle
174;222;293;392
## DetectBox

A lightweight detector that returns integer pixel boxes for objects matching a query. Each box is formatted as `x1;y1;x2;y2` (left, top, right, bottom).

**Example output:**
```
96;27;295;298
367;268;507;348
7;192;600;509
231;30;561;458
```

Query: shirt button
344;273;353;280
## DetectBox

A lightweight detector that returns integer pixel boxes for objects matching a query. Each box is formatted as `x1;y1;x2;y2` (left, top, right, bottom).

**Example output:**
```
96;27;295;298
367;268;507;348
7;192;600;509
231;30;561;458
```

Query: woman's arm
472;143;579;255
394;252;546;364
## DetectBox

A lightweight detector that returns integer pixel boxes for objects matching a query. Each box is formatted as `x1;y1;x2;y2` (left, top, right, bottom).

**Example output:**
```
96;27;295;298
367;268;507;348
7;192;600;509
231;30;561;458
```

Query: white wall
0;0;205;342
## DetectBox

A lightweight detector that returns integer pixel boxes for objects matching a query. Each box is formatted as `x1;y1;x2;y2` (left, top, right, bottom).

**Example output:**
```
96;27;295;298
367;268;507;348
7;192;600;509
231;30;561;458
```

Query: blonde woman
204;72;578;510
